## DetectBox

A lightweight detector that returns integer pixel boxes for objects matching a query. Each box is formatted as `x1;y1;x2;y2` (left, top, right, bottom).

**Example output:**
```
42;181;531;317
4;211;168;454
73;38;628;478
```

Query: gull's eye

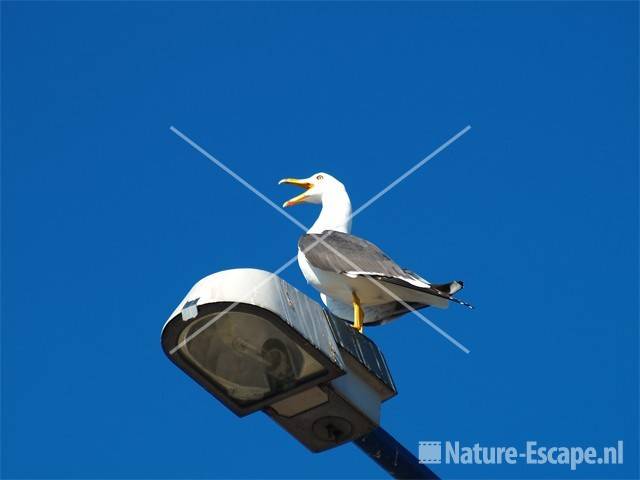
316;174;324;180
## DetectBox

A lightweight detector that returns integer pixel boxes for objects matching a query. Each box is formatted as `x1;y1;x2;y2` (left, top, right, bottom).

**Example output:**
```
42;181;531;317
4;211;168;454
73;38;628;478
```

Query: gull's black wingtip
451;296;474;310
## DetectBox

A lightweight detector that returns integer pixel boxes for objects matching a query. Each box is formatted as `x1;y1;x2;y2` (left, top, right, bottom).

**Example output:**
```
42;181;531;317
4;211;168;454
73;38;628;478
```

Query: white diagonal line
350;125;471;219
170;125;471;353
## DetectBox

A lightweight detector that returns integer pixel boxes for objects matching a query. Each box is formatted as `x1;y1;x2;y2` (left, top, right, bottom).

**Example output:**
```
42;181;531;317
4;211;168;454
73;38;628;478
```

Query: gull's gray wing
299;230;473;309
298;230;407;278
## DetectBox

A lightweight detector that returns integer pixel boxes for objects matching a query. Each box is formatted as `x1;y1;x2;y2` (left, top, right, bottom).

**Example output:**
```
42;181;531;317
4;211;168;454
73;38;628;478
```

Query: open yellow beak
279;178;314;207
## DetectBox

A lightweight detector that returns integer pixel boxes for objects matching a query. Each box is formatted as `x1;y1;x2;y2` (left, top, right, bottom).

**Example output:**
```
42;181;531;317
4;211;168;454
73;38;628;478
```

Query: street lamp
161;269;436;477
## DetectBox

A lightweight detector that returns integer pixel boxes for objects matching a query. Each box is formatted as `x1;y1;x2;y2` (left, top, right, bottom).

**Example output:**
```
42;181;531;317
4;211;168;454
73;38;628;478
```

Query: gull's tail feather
433;280;464;295
372;274;475;310
432;280;473;308
439;281;473;309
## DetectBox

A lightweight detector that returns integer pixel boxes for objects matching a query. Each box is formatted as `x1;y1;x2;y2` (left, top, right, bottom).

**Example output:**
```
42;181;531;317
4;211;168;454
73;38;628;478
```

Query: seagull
279;172;472;334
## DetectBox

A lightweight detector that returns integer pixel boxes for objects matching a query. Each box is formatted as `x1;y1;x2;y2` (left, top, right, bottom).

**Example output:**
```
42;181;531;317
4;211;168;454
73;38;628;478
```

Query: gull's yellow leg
352;292;364;334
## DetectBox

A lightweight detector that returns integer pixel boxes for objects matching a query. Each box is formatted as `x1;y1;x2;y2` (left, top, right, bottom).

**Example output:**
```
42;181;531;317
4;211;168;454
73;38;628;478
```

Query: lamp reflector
177;311;327;406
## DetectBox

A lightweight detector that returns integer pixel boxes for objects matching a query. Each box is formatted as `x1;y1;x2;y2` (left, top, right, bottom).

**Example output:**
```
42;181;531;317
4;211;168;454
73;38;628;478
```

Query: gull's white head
278;172;346;207
279;172;352;233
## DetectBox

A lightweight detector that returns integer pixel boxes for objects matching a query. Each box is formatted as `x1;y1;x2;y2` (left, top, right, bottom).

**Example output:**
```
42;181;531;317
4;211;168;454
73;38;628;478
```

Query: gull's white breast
297;248;352;304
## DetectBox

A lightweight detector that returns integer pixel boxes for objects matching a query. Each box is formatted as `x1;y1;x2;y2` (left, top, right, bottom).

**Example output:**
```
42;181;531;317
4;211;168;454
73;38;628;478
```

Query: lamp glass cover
178;311;327;406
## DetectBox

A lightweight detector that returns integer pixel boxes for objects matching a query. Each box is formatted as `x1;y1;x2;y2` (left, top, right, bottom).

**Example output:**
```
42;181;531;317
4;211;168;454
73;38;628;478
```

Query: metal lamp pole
355;427;439;479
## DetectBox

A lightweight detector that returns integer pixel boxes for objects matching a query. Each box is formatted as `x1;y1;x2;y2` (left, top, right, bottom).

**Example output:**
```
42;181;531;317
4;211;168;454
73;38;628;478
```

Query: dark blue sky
2;2;638;478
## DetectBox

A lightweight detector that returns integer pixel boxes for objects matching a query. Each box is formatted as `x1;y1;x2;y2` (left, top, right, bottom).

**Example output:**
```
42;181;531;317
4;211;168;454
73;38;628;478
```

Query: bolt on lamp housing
161;269;396;452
